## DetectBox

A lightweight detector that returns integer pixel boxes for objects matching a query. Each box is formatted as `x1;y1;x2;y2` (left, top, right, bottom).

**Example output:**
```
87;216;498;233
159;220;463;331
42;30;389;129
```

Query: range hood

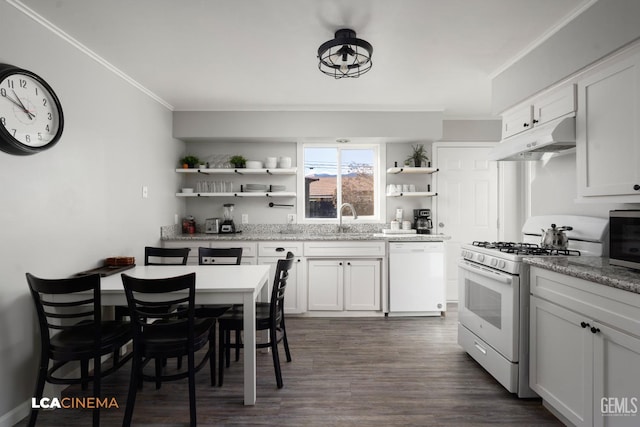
488;116;576;161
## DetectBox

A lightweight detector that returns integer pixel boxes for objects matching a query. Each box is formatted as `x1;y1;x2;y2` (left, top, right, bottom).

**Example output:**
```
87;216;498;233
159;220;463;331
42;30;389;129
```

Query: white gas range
457;215;609;398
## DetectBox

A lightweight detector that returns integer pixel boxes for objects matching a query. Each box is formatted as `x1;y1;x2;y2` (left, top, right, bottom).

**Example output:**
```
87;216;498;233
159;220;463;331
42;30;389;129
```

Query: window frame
297;142;385;224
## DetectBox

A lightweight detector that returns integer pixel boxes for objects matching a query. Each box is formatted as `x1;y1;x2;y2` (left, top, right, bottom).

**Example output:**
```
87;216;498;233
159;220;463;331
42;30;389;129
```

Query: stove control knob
498;260;506;269
477;254;485;262
490;258;498;266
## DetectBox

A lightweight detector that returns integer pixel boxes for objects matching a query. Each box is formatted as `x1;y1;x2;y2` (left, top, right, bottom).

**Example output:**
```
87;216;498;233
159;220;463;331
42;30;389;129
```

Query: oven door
458;259;519;361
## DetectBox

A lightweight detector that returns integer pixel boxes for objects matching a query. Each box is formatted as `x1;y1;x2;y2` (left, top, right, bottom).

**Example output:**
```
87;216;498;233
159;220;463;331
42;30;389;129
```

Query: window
302;145;379;220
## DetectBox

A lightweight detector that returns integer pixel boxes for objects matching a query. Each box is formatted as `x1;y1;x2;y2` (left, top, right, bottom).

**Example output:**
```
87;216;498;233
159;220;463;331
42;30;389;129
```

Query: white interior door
433;143;498;301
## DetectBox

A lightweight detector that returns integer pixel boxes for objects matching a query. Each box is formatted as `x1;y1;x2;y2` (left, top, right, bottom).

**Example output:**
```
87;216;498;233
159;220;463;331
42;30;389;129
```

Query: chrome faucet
338;203;358;232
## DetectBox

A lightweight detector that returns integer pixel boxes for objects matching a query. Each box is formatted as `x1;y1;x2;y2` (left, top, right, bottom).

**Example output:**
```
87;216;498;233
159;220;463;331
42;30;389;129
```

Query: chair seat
218;306;273;330
50;321;132;356
143;319;214;356
194;304;232;318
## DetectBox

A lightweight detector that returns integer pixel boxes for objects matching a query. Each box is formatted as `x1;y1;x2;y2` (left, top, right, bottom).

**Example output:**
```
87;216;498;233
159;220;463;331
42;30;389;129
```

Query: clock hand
11;90;35;120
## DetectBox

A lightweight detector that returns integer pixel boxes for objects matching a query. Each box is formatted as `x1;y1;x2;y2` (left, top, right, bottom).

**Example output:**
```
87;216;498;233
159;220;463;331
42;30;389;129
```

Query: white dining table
99;264;271;406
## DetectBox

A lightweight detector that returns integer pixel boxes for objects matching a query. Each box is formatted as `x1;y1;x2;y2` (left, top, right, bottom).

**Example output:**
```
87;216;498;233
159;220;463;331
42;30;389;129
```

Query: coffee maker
413;209;433;234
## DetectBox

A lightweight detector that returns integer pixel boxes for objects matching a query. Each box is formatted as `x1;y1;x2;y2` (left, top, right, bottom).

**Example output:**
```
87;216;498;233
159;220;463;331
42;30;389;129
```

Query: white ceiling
19;0;592;118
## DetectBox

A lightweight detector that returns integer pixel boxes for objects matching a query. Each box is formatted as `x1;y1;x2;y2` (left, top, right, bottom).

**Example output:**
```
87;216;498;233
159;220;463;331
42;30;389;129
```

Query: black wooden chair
121;272;214;427
26;273;132;427
174;247;243;372
217;252;294;388
114;246;190;322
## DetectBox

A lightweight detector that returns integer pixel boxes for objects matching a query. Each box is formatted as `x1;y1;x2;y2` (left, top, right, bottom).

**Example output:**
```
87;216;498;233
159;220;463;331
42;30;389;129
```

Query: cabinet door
307;260;343;311
344;260;380;311
577;52;640;198
258;257;303;314
593;322;640;427
530;296;593;427
533;84;576;126
502;104;533;139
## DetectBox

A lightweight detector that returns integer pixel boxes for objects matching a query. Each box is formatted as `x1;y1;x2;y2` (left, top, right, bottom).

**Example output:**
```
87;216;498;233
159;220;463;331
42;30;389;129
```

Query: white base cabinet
530;267;640;427
257;241;304;314
305;241;385;314
307;259;381;311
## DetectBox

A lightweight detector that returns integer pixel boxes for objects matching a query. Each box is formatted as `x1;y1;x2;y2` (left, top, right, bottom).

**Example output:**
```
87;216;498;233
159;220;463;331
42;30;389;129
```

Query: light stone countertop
523;256;640;294
162;232;450;242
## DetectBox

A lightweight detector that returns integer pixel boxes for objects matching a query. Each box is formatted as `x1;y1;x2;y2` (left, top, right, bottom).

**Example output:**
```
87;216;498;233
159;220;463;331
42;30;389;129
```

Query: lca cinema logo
601;397;638;417
32;397;119;410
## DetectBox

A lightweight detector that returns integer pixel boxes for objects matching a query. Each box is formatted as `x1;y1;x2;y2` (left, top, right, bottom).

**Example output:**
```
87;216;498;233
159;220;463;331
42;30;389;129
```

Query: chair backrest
270;252;295;322
145;246;190;266
198;247;243;265
121;272;196;341
26;273;102;359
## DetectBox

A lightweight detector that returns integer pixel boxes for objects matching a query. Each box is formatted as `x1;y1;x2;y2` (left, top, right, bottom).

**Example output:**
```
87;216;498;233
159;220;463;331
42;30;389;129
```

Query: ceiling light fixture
318;29;373;79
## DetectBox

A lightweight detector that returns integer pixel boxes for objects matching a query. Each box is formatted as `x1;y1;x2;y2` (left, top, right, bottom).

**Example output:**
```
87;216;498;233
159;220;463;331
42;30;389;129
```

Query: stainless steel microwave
610;210;640;269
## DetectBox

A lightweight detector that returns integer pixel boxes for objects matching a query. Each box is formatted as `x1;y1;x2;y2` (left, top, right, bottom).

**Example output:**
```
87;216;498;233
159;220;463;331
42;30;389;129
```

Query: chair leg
270;328;283;389
155;358;162;390
188;346;197;427
28;352;49;427
235;330;241;361
209;326;216;387
92;353;101;427
281;317;292;362
218;325;225;386
225;330;231;367
81;359;89;391
123;354;140;427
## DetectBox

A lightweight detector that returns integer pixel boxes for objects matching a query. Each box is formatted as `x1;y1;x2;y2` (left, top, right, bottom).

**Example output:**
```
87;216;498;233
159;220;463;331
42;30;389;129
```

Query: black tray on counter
75;264;135;277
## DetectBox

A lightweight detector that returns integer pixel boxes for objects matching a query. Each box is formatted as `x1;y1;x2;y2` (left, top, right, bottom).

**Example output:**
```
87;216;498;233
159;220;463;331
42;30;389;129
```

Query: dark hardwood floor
18;305;561;426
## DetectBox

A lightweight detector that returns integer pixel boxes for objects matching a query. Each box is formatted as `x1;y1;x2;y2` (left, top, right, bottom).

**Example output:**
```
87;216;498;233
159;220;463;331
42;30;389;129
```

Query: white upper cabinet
502;104;534;139
501;85;576;140
576;50;640;200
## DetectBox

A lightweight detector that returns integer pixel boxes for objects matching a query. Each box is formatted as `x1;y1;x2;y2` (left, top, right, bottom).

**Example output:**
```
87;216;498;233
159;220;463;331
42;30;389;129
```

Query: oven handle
458;260;513;284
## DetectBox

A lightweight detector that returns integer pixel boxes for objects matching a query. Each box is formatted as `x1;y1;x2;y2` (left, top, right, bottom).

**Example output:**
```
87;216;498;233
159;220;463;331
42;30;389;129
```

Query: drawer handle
590;326;601;334
634;184;640;191
275;247;285;252
580;321;590;329
474;341;487;355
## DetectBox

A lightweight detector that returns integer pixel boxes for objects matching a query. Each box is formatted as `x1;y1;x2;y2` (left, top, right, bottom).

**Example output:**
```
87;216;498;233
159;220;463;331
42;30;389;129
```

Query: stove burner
471;241;581;256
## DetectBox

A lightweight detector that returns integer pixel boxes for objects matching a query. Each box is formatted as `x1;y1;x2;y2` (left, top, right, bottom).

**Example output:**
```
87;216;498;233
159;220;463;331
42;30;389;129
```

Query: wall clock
0;63;64;155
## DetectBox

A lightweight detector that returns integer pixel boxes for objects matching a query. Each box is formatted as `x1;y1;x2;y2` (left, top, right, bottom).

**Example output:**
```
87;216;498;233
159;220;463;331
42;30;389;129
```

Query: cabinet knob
590;326;601;334
580;321;590;328
523;123;530;127
339;262;343;266
439;222;445;228
532;119;539;124
634;184;640;191
347;262;351;266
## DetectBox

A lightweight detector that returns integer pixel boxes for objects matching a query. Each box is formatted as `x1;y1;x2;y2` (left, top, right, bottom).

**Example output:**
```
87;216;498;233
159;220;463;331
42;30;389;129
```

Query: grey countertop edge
523;256;640;295
162;233;451;242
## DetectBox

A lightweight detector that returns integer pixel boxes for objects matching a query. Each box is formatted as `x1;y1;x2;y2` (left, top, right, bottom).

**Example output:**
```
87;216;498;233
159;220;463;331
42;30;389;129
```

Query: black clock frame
0;63;64;156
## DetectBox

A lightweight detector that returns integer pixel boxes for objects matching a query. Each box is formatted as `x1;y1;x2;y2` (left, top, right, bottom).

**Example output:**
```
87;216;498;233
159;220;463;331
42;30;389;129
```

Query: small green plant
179;155;200;168
406;144;429;167
229;155;247;168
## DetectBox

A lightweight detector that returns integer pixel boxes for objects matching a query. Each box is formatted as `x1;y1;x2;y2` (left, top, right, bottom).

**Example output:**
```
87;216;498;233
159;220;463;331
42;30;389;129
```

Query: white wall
0;3;183;424
492;0;640;113
528;152;640;219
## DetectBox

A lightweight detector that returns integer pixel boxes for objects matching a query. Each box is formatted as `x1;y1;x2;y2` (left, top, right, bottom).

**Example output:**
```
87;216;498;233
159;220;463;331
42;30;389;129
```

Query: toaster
205;218;220;234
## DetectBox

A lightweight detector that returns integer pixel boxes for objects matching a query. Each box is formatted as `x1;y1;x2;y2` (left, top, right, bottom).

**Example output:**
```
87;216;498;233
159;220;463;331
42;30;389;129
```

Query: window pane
304;147;337;218
341;149;375;216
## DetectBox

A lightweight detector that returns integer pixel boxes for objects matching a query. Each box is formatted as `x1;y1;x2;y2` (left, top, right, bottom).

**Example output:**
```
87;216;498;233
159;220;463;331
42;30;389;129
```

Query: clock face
0;66;63;155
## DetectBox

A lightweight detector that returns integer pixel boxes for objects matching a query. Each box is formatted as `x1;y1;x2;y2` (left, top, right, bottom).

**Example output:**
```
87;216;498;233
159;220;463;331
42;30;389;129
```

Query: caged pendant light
318;29;373;79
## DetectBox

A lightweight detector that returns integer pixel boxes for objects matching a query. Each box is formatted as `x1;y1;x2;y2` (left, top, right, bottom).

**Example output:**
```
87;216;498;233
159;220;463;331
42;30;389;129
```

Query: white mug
390;220;400;231
402;220;412;230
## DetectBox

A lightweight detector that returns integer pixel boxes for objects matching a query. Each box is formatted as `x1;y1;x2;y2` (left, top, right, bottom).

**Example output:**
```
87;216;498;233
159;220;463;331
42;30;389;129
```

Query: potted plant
179;155;200;168
229;155;247;168
406;144;429;167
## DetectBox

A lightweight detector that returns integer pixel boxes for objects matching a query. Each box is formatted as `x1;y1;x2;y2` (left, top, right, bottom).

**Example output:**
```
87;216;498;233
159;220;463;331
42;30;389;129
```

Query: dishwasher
388;241;446;316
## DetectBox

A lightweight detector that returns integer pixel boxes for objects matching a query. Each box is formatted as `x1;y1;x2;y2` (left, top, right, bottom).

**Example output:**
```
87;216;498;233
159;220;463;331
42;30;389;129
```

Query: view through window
304;146;377;219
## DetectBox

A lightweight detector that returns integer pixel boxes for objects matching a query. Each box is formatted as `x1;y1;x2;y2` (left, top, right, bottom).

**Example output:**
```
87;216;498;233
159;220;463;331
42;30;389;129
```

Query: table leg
242;291;257;405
